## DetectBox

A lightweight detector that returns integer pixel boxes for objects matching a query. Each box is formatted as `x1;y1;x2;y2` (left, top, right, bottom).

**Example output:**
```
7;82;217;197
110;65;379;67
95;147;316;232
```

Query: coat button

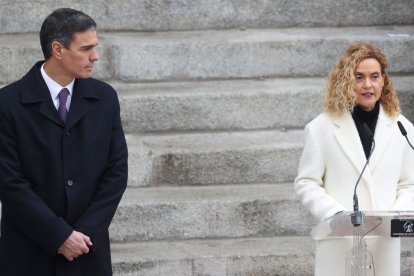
65;130;71;136
67;180;74;186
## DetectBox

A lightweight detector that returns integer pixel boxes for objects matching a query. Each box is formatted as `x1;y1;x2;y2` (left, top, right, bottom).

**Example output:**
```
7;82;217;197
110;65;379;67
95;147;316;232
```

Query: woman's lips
362;92;374;96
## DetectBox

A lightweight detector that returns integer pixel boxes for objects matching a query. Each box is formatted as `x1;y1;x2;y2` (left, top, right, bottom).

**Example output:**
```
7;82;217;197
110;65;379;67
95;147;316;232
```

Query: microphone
351;123;375;227
397;121;414;150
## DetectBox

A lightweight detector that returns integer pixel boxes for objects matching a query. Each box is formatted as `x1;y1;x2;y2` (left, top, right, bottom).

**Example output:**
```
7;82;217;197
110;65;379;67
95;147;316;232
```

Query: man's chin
77;72;93;79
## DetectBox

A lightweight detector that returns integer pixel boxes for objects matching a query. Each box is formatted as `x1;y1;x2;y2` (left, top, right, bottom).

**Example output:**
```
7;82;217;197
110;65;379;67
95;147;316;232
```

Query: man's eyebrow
80;43;98;49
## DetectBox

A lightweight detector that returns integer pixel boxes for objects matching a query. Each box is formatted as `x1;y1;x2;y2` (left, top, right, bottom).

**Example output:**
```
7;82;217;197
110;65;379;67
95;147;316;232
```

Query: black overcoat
0;61;128;276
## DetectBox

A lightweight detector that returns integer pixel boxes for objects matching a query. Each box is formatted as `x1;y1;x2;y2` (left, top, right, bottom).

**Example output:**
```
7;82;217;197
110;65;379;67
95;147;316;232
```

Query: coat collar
331;105;396;184
20;61;100;128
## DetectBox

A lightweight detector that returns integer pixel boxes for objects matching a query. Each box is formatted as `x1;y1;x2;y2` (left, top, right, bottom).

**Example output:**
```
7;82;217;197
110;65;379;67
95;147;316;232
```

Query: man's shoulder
81;77;113;89
0;62;41;99
78;78;117;97
0;80;22;99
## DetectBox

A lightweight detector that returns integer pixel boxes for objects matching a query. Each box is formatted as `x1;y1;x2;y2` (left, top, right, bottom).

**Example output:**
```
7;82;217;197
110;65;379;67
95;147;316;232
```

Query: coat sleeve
294;123;346;222
73;91;128;249
0;93;73;255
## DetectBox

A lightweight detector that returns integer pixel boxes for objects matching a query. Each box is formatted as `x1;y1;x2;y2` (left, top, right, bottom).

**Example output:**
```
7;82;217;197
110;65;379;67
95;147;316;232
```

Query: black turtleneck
351;101;380;159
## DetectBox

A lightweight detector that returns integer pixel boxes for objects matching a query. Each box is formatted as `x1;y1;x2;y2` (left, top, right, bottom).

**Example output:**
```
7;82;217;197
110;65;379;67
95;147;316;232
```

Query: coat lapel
332;111;376;207
20;62;65;127
19;62;100;129
331;105;396;209
66;79;100;129
369;106;395;172
38;101;65;126
332;112;367;175
331;106;395;175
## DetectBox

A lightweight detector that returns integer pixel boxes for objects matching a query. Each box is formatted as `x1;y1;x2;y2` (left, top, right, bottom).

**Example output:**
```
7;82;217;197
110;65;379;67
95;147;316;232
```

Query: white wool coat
294;105;414;276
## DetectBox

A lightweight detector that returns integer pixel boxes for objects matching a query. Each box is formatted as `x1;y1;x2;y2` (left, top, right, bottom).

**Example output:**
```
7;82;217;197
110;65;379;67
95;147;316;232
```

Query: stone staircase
1;1;414;275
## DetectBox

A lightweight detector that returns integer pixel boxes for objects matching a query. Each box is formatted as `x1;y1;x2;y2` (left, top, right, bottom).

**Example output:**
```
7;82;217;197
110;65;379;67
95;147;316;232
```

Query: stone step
111;236;315;276
126;130;303;187
109;183;315;242
1;1;413;33
111;237;414;276
117;77;324;133
1;26;414;84
117;76;414;133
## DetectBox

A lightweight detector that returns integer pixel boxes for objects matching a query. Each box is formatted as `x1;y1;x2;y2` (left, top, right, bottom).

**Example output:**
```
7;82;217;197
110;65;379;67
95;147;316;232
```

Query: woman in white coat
294;43;414;275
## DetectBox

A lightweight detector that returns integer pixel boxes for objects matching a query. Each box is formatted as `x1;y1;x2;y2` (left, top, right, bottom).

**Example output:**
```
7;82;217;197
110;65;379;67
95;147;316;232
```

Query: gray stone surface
396;77;414;123
117;76;414;133
126;130;303;187
2;26;413;84
108;26;414;81
111;236;315;276
117;78;324;133
1;0;413;33
0;34;43;85
111;237;414;276
109;184;314;242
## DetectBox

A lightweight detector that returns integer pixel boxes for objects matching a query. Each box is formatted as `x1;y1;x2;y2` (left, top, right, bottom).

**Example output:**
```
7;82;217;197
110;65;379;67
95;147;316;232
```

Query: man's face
61;29;99;79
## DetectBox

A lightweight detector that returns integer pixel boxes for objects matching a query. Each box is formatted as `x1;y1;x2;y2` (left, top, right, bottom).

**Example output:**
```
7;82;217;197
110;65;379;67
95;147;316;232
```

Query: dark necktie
58;88;69;122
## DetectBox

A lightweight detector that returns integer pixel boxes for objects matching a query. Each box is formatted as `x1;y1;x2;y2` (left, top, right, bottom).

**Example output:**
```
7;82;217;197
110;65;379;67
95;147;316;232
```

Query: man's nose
91;48;99;61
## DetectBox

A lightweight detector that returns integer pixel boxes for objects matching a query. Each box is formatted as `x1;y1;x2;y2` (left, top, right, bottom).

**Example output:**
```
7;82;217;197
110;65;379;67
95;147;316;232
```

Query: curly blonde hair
324;43;400;117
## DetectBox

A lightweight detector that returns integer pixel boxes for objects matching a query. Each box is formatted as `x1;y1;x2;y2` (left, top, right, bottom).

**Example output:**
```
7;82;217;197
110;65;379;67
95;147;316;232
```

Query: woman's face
354;58;384;111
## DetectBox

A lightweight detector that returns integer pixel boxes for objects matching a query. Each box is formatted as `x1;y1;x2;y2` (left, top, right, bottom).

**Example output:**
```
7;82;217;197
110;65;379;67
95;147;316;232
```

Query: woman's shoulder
306;112;338;128
396;114;414;134
397;114;413;125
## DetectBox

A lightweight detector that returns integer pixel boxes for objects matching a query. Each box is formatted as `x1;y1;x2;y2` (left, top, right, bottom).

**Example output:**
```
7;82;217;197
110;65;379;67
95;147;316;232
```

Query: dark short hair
40;8;96;59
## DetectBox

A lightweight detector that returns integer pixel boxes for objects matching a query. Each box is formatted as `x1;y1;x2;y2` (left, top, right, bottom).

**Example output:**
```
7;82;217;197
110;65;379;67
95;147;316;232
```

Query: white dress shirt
40;63;74;111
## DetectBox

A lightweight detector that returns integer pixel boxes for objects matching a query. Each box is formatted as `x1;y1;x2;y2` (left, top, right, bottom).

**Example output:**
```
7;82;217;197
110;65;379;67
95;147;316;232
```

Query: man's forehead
71;29;98;44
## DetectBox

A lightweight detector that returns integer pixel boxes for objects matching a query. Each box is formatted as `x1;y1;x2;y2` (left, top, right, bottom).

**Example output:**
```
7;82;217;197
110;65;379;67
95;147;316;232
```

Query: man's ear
51;41;64;59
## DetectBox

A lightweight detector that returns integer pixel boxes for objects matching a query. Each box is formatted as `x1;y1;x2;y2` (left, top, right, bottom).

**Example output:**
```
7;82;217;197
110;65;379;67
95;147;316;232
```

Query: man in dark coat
0;8;128;276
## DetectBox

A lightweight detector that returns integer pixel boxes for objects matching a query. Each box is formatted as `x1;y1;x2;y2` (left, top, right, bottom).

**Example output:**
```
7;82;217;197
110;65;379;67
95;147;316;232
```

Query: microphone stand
350;124;375;276
352;124;375;227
